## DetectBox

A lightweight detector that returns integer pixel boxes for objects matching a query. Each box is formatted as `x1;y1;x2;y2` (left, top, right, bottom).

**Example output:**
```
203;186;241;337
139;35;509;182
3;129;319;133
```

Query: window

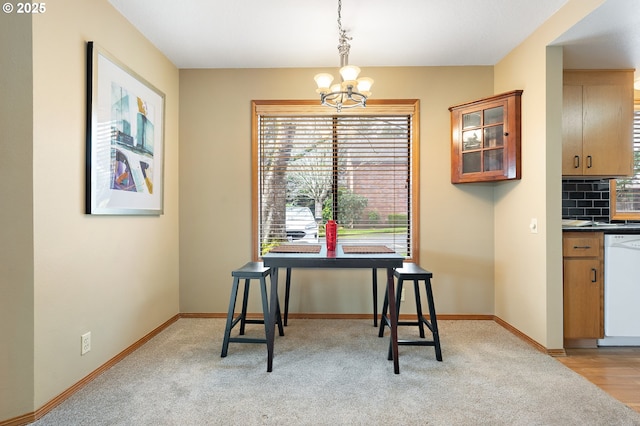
610;100;640;220
252;100;419;260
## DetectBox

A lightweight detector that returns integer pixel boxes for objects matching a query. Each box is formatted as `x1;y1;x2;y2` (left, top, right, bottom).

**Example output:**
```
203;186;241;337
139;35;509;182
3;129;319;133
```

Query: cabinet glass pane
484;125;504;148
484;106;503;125
462;111;481;129
484;149;503;171
462;152;481;173
462;129;481;151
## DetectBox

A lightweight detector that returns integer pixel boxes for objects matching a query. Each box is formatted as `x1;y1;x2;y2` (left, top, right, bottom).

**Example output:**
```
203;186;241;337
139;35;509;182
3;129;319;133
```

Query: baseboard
3;312;554;426
180;312;227;319
1;314;181;426
0;413;34;426
494;316;567;357
564;338;598;349
182;312;495;321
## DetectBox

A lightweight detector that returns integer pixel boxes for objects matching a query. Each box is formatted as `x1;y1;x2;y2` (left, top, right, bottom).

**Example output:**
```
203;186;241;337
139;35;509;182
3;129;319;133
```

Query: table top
262;244;404;269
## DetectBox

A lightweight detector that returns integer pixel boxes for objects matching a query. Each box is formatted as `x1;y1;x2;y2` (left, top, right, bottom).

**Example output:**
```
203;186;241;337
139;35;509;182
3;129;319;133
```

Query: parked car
286;207;318;242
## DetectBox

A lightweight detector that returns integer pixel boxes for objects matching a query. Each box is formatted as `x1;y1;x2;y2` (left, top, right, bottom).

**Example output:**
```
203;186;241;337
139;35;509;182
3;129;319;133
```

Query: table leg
266;267;278;372
387;267;400;374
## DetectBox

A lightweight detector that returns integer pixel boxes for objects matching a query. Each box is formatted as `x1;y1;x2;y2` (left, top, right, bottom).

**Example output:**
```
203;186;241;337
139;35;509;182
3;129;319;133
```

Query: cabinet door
562;70;634;177
563;258;603;339
582;84;634;176
562;85;583;175
460;103;506;175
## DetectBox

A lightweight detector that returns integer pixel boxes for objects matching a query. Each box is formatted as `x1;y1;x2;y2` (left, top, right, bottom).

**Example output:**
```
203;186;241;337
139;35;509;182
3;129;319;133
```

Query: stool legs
378;279;393;338
239;278;251;335
221;272;284;358
424;277;442;361
412;279;426;338
284;267;292;326
221;276;241;357
378;274;442;362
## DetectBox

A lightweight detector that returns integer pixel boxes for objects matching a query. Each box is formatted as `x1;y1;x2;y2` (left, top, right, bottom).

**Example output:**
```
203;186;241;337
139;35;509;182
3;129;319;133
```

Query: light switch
530;218;538;234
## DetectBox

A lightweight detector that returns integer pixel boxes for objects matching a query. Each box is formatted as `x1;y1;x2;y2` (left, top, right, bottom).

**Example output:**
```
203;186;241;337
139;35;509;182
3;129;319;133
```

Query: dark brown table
262;244;404;374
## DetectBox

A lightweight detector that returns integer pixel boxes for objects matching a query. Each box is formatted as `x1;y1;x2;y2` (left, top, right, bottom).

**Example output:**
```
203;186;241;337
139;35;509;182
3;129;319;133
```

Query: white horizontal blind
257;113;413;258
613;105;640;214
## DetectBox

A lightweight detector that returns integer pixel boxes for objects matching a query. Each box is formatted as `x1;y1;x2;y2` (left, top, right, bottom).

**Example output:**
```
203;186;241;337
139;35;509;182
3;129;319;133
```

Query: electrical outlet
81;332;91;355
401;287;406;302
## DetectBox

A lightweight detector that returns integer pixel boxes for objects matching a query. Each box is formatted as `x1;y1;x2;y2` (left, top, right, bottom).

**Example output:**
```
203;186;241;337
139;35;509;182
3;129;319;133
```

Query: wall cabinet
449;90;522;184
562;70;634;177
563;232;604;343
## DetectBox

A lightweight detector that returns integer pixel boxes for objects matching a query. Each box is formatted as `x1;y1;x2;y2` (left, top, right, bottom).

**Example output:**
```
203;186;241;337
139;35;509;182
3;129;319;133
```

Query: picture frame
85;41;165;215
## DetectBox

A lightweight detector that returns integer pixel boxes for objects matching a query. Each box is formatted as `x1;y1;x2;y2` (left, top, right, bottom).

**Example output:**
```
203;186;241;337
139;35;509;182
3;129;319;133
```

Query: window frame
251;99;420;261
610;98;640;220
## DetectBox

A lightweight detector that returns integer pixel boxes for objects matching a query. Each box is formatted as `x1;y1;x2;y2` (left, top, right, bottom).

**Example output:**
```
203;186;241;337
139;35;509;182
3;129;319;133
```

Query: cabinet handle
573;155;580;168
591;268;597;283
504;132;509;136
573;245;591;249
587;155;592;168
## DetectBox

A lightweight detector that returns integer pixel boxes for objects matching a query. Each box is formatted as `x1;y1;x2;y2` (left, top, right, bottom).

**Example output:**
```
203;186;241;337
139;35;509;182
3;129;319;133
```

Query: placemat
269;244;322;253
342;245;394;254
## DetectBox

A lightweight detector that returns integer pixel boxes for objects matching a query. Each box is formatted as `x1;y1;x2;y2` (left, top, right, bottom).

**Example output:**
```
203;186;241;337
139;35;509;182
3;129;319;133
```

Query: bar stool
378;263;442;361
221;262;284;357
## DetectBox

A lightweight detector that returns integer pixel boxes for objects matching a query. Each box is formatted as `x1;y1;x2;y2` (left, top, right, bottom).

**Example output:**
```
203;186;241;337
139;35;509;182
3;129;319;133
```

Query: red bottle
326;220;337;251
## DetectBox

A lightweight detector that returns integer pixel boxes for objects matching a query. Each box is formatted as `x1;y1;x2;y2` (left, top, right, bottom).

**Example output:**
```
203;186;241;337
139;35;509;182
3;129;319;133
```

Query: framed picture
85;41;165;215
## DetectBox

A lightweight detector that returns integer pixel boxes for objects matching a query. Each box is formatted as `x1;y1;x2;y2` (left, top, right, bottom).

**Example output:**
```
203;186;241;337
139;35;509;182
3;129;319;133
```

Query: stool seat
232;262;273;279
221;262;284;359
394;263;433;280
379;263;442;362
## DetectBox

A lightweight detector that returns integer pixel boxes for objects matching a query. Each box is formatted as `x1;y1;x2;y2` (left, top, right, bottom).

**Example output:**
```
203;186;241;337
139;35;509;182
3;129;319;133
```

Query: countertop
562;221;640;233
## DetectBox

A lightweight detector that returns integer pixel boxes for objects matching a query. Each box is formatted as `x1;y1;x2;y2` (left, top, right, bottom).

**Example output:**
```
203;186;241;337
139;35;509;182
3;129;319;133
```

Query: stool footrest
228;337;267;344
243;319;267;325
380;317;432;329
397;320;423;327
398;340;437;346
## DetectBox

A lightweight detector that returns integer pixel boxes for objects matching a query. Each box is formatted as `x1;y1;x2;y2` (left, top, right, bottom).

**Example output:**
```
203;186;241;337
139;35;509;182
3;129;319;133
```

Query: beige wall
2;0;617;421
0;12;35;421
179;66;497;316
493;0;605;348
0;0;181;415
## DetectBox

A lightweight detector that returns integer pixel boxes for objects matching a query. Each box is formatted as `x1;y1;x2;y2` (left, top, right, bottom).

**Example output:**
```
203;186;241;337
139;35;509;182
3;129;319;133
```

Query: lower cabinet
563;232;604;343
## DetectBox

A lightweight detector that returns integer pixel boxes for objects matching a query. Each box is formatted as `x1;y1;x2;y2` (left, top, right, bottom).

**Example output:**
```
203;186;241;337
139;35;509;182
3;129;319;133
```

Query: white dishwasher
598;234;640;346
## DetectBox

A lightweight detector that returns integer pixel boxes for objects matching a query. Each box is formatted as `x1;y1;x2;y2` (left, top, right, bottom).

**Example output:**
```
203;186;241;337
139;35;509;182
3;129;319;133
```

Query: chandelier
314;0;373;112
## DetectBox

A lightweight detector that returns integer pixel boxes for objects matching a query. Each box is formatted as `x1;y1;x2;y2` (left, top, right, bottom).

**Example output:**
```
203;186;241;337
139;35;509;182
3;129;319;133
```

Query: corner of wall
0;10;36;422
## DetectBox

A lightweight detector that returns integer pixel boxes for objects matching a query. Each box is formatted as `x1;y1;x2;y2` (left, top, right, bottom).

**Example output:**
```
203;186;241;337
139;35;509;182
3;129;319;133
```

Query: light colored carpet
35;319;640;425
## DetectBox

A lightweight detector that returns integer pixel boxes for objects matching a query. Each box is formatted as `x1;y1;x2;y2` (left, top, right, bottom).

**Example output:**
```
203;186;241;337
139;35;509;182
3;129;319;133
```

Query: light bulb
339;65;361;82
314;73;334;93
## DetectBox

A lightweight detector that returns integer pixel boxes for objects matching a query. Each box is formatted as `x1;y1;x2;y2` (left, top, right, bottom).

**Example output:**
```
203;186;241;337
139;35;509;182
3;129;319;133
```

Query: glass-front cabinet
449;90;522;183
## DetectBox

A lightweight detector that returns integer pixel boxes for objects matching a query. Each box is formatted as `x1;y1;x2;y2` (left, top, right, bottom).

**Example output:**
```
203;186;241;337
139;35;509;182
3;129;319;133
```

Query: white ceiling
108;0;639;78
551;0;640;72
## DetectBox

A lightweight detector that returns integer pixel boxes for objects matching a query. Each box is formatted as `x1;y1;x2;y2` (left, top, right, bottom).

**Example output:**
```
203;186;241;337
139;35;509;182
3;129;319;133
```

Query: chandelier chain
337;0;351;57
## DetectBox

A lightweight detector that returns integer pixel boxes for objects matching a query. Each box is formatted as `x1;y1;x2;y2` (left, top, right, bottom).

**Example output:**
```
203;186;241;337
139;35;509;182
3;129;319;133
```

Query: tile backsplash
562;179;611;222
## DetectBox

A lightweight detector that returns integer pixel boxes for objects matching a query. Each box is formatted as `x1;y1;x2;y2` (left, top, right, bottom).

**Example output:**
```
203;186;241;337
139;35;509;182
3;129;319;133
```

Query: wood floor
556;347;640;414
